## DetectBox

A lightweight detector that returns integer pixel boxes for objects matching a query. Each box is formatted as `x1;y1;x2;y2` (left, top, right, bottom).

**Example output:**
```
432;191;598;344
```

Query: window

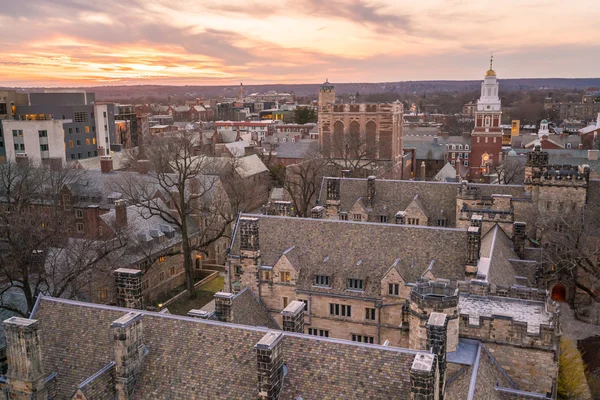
365;308;376;321
75;209;83;219
347;278;364;290
546;201;551;210
493;137;497;143
85;138;91;145
68;127;73;134
169;266;176;276
38;130;47;137
12;130;23;137
329;303;351;317
281;271;291;283
477;137;480;143
437;218;447;227
301;299;309;312
262;271;271;281
339;213;348;221
70;154;75;160
76;222;84;232
103;111;107;118
307;328;329;337
40;144;49;152
97;286;107;301
92;138;96;145
159;271;165;281
566;143;572;149
407;218;420;225
77;153;82;159
73;111;88;123
353;213;362;221
451;152;456;159
388;283;399;296
485;137;488;143
315;275;330;287
85;126;90;133
142;280;149;290
13;144;18;150
464;160;469;167
380;215;388;223
351;334;374;344
75;127;80;134
282;297;289;308
464;153;469;159
465;145;469;150
76;140;81;146
158;256;165;263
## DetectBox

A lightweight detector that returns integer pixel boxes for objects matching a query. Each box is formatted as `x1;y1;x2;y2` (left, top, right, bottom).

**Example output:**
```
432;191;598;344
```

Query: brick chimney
114;268;143;309
255;331;284;400
15;153;29;168
311;205;324;219
214;292;234;322
137;159;151;174
111;312;147;400
85;204;101;239
281;300;305;333
115;199;128;230
410;352;438;400
366;175;376;208
100;155;113;173
513;222;527;259
3;317;48;400
427;312;448;399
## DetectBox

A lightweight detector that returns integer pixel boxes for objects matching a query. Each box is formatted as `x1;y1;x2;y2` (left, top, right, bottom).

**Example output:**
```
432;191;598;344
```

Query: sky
1;0;599;87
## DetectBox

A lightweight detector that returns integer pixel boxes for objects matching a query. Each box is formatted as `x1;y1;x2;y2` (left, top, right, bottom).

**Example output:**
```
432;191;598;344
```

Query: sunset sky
1;0;599;87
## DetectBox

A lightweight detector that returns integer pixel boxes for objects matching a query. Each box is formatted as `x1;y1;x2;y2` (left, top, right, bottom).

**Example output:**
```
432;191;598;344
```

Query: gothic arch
551;283;567;302
366;120;377;158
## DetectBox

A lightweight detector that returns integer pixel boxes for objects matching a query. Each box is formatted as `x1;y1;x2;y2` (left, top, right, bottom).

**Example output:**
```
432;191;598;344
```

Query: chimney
341;169;351;178
86;204;101;239
114;268;143;309
274;201;293;217
326;178;340;201
239;217;260;254
420;161;426;181
588;150;599;161
255;331;284;400
100;155;113;173
281;300;305;333
367;176;376;208
15;153;29;167
410;352;438;400
395;211;406;224
470;214;483;229
214;292;235;322
311;205;324;219
115;199;128;230
465;226;481;275
137;159;151;174
427;313;448;399
513;222;527;259
111;312;147;400
3;317;48;400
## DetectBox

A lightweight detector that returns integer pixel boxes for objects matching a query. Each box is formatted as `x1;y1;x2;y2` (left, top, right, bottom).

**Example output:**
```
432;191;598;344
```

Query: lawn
166;275;225;316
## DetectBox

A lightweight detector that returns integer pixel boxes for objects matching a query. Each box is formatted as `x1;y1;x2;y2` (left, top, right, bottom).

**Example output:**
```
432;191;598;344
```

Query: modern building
0;90;28;120
0;119;65;164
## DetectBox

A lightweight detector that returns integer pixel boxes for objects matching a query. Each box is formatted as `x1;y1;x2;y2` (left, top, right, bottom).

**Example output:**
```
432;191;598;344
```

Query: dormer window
348;278;364;290
315;275;330;287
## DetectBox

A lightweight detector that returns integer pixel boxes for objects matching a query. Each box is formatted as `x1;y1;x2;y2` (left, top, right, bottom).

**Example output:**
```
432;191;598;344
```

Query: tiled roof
276;141;319;159
230;288;280;329
32;296;416;399
232;215;470;296
479;225;519;287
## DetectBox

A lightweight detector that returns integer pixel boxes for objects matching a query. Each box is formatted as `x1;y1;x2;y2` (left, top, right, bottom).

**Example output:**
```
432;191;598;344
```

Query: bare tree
0;161;120;316
536;203;600;306
112;131;243;298
440;114;473;136
325;130;379;172
492;156;526;184
277;154;328;218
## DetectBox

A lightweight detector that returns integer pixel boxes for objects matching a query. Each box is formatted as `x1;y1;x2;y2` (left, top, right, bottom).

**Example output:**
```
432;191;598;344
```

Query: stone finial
3;317;48;400
114;268;143;309
281;301;305;333
256;332;284;400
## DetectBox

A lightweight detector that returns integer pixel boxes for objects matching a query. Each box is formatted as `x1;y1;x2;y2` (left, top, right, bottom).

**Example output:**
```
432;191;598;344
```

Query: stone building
317;81;405;175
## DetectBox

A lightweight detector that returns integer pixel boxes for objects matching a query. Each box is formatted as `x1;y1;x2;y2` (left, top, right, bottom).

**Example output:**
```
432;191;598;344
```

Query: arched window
566;143;572;149
451;144;456;150
485;116;491;127
458;144;463;150
465;144;469;150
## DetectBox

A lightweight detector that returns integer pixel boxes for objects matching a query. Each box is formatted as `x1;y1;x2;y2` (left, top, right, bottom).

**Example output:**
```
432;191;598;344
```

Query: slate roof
31;296;417;400
232;215;470;297
317;177;527;228
479;225;520;287
275;140;319;159
230;288;280;329
434;162;459;181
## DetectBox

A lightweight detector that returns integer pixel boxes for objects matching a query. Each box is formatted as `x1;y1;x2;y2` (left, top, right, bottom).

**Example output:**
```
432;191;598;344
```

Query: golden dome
485;69;496;77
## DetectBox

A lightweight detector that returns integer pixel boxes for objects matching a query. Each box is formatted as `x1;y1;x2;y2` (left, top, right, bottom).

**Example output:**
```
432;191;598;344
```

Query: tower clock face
486;105;490;109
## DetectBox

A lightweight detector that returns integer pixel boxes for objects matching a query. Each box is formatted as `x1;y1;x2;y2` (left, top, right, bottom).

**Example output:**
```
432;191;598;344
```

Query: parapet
410;280;459;310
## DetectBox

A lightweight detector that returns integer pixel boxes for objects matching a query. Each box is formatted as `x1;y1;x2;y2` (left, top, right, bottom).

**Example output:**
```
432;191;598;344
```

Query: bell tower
318;79;335;106
470;56;503;181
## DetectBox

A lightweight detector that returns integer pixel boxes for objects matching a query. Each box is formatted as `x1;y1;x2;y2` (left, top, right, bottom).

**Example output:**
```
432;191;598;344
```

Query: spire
490;53;493;70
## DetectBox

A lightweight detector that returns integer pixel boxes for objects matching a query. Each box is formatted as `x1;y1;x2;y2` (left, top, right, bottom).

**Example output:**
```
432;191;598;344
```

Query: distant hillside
6;78;600;102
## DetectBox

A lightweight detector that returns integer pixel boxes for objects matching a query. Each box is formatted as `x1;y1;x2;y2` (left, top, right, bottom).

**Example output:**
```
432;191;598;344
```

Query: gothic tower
318;79;335;106
470;56;503;181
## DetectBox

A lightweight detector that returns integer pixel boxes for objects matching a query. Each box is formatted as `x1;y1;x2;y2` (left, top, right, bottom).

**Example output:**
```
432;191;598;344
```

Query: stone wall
484;343;556;395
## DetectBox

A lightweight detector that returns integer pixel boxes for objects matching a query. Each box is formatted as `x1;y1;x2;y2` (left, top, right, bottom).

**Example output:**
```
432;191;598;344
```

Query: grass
166;275;225;316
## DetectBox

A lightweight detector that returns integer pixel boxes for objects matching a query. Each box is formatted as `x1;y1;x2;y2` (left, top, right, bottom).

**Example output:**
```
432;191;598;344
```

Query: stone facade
114;268;143;309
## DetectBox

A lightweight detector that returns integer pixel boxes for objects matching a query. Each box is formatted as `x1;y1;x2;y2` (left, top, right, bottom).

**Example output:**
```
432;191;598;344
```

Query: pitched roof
32;296;417;399
230;288;280;329
434;162;458;181
232;215;470;297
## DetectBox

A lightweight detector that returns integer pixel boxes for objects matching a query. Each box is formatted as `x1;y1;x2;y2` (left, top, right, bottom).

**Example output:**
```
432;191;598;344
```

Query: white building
1;120;65;164
93;104;112;156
